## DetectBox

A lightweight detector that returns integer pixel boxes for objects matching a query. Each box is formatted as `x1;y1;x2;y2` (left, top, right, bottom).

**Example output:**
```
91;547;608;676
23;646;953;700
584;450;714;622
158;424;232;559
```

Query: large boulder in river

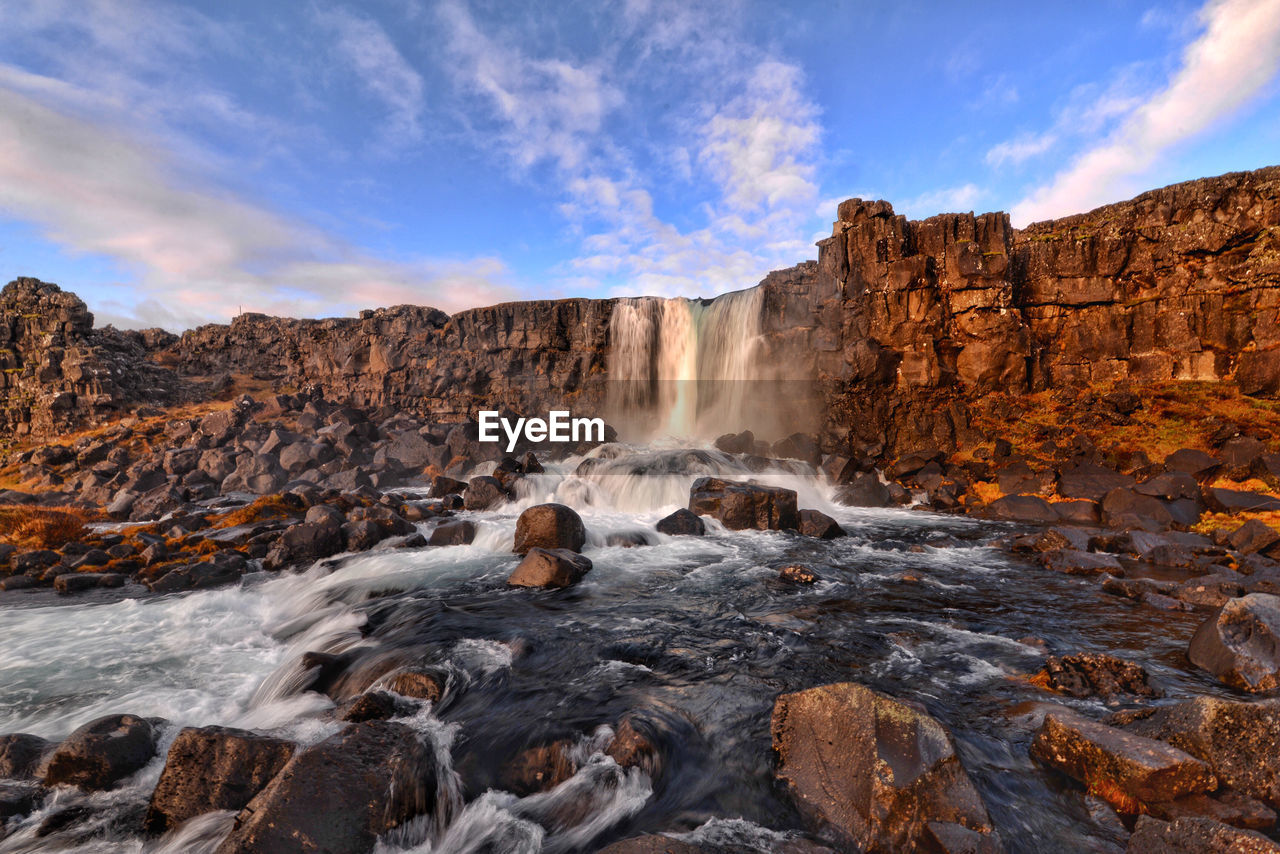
43;714;158;791
798;509;846;539
771;682;998;851
1123;697;1280;807
508;548;592;588
1126;814;1280;853
215;721;437;854
833;472;892;508
0;734;51;780
463;475;507;511
146;725;295;833
689;477;798;531
655;508;705;536
513;503;586;554
981;494;1057;523
1030;709;1215;813
1188;594;1280;693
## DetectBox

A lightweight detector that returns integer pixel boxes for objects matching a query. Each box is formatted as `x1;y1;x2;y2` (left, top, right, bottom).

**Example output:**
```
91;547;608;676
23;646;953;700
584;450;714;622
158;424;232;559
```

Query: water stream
0;444;1223;853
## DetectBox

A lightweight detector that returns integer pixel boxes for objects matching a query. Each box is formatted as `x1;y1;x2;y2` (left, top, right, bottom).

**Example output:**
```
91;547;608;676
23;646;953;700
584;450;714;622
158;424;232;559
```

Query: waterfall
607;287;766;441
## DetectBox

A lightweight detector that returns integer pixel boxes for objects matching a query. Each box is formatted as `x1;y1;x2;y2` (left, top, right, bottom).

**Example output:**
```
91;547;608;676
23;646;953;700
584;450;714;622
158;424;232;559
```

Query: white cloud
318;7;426;151
1013;0;1280;225
0;83;514;330
985;133;1056;167
900;184;985;218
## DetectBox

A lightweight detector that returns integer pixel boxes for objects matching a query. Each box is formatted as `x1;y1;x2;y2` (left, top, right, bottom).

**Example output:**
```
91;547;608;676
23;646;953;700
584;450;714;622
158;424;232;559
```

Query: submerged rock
655;508;706;536
513;503;587;554
146;725;295;833
771;682;998;851
798;509;845;539
1188;594;1280;692
215;721;437;854
43;714;158;791
689;477;799;531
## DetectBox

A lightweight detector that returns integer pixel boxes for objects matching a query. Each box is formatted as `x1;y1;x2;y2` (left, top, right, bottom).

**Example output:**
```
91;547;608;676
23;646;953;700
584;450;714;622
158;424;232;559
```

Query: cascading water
607;288;767;441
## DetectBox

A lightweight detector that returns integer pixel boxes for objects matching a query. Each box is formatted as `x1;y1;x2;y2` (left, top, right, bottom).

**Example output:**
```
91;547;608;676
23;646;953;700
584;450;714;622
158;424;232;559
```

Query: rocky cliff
2;166;1277;452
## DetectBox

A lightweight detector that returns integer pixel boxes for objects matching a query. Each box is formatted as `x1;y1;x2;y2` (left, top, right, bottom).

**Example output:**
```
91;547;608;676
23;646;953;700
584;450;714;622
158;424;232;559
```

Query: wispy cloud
1013;0;1280;225
318;7;426;152
0;83;513;330
986;133;1056;167
899;184;985;219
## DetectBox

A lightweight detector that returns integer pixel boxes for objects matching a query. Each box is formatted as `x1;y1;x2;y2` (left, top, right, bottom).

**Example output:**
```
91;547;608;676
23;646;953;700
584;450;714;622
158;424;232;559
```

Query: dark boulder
714;430;755;455
1038;653;1160;702
655;508;706;536
508;548;592;588
833;472;892;508
214;721;437;854
430;475;467;498
688;477;799;531
1165;449;1223;482
463;476;507;511
428;520;477;546
1231;520;1280;555
1136;471;1203;501
0;781;44;821
1126;815;1280;852
771;433;823;467
1102;488;1175;531
43;714;158;791
513;503;587;554
0;733;51;780
771;682;998;851
1058;463;1136;502
982;494;1058;523
1189;594;1280;692
798;509;846;540
1205;488;1280;514
146;725;295;833
1041;549;1124;575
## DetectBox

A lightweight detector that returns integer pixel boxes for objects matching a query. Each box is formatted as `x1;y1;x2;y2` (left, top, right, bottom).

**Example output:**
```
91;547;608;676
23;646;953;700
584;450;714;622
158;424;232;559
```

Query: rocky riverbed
2;391;1280;852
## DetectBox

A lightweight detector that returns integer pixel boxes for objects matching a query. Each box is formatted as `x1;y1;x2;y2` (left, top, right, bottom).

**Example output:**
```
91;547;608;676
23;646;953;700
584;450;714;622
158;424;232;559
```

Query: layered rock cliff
2;165;1277;453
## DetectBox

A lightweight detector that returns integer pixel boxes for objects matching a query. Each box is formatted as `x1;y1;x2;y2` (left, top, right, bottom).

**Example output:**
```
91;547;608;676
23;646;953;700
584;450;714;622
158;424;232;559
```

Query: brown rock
146;726;295;833
1188;594;1280;692
771;682;998;851
513;503;587;554
500;740;577;796
1126;815;1280;853
508;547;592;588
798;509;846;539
43;714;158;791
1038;653;1160;702
689;477;799;531
386;669;443;702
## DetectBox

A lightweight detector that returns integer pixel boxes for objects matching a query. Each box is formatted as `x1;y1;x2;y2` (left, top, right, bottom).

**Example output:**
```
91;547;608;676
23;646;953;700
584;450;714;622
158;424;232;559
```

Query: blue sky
1;0;1278;331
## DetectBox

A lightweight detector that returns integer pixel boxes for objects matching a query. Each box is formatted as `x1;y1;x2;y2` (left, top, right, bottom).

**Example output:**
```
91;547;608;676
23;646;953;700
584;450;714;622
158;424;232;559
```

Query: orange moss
1193;509;1280;536
971;481;1004;505
212;495;297;528
0;505;92;550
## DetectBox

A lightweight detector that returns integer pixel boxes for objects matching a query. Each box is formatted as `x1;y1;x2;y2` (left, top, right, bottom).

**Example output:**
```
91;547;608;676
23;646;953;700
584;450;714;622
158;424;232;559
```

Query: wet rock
145;725;295;833
428;520;477;546
714;430;755;455
778;564;819;584
513;503;587;554
771;682;998;851
596;835;706;854
0;733;51;779
279;520;345;563
463;476;507;511
214;721;437;854
689;477;799;531
798;509;846;539
1122;696;1280;807
606;718;661;778
1145;790;1276;831
386;669;442;702
982;494;1057;523
1188;594;1280;692
1041;549;1124;576
340;690;415;723
431;475;468;498
53;573;98;594
1030;710;1215;813
833;472;892;508
508;548;593;588
499;740;577;796
1126;815;1280;853
655;508;706;536
43;714;158;791
1038;653;1160;702
342;519;387;552
1176;575;1246;610
772;432;823;467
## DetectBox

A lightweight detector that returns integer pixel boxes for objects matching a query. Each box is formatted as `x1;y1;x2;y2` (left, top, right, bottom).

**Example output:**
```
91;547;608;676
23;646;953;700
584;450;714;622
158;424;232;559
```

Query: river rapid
0;443;1223;853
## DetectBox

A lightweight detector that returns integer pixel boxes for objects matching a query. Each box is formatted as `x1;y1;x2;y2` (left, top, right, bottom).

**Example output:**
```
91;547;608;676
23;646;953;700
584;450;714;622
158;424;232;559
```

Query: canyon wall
1;166;1277;454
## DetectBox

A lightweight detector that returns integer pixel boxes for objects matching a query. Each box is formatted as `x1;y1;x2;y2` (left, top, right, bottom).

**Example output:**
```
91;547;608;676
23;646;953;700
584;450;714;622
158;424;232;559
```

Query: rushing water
0;444;1228;853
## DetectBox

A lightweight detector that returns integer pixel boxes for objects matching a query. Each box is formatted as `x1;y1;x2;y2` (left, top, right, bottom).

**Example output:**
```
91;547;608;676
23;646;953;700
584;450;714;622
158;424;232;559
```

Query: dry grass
971;481;1004;504
1193;509;1280;536
0;505;92;550
212;495;297;529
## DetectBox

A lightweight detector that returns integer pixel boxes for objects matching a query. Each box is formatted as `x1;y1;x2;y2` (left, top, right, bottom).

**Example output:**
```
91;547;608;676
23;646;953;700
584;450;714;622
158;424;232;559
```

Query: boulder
146;726;295;833
386;670;443;702
714;430;755;455
428;520;477;546
463;476;507;511
655;508;706;536
1188;594;1280;692
1123;697;1280;807
1030;710;1215;812
1165;450;1223;481
340;690;416;723
596;835;706;854
688;477;799;531
1126;815;1280;853
833;472;892;508
214;721;437;854
771;682;998;851
982;494;1058;523
0;781;44;821
499;740;577;796
508;548;592;588
43;714;158;791
1136;472;1202;501
1041;549;1124;575
778;564;819;584
1038;653;1159;702
1102;488;1175;531
771;433;823;467
385;430;435;470
0;733;51;779
431;475;468;498
1205;488;1280;514
513;503;587;554
1231;520;1280;556
798;509;846;540
279;521;345;563
1058;463;1136;502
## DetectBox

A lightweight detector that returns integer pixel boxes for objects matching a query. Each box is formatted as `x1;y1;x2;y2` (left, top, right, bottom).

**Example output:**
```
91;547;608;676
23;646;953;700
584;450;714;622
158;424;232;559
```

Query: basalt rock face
0;278;192;438
815;166;1280;454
